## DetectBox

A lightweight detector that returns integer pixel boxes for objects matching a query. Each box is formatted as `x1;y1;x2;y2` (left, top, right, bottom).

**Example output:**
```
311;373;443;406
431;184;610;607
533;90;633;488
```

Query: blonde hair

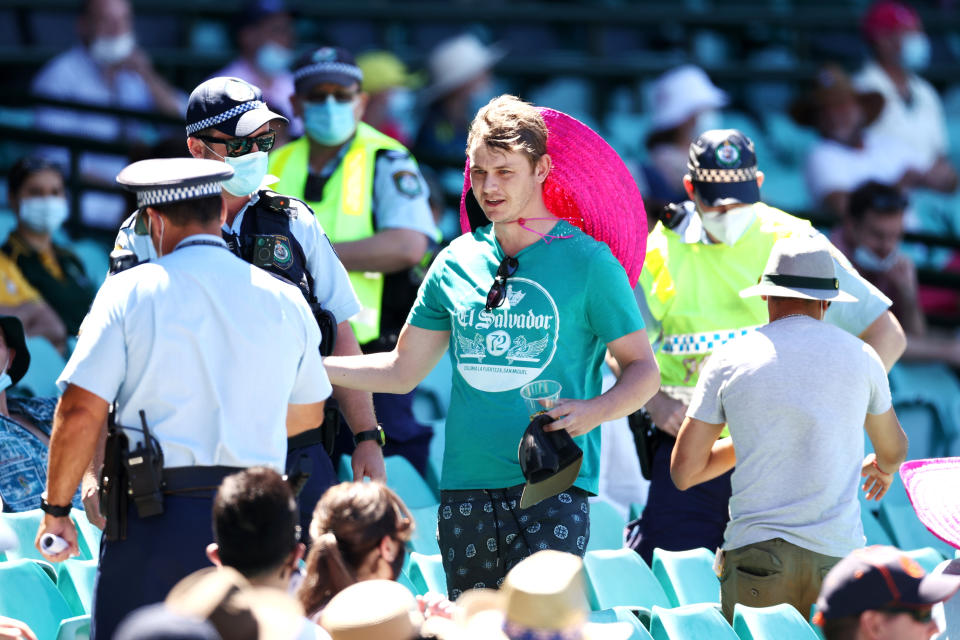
466;94;548;166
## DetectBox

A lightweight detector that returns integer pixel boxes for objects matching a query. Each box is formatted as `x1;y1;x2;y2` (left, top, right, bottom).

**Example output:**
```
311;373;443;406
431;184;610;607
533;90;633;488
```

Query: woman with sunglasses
324;95;659;598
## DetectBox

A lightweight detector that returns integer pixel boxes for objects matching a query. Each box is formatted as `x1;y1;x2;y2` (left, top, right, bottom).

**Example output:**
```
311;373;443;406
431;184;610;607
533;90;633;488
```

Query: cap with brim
687;129;761;207
293;47;364;95
901;457;960;550
789;65;885;130
423;34;505;103
461;107;647;285
116;158;234;209
186;77;287;138
0;316;30;385
739;236;858;302
518;414;583;509
691;179;760;207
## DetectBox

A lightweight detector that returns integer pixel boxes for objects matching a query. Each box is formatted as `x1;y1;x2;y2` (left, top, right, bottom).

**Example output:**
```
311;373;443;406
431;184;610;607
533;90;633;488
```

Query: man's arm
543;329;660;437
670;417;735;491
859;311;906;372
333;229;429;274
860;407;909;501
35;384;110;562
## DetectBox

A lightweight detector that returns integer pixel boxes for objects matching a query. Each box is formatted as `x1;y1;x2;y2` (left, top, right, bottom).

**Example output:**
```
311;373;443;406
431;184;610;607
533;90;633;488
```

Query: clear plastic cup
520;379;562;417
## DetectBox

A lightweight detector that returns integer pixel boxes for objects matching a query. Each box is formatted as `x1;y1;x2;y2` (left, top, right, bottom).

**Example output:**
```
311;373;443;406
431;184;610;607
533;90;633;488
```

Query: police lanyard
176;239;228;252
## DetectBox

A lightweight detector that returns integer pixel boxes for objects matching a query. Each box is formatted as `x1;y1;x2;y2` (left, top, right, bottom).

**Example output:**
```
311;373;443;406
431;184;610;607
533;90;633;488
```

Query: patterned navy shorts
436;484;590;599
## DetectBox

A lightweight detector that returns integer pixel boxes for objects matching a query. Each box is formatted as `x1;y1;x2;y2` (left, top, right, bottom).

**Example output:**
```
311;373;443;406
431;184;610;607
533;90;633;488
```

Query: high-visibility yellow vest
268;123;409;345
639;203;816;391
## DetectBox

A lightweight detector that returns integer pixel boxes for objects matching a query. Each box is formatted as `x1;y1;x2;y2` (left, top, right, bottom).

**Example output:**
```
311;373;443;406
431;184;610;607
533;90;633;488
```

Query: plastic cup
520;379;562;417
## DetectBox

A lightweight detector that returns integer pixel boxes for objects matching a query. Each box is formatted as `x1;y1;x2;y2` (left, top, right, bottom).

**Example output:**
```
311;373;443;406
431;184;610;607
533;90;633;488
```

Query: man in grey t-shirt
671;235;909;623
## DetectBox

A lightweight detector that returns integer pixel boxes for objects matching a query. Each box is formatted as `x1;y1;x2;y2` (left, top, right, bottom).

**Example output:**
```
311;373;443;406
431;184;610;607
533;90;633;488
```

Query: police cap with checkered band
116;158;234;209
186;76;288;138
686;129;761;207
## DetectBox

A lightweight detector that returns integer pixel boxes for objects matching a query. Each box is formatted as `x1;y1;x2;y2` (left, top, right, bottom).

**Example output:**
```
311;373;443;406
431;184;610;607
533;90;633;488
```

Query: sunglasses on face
883;606;934;624
306;90;359;104
485;255;519;312
194;130;277;157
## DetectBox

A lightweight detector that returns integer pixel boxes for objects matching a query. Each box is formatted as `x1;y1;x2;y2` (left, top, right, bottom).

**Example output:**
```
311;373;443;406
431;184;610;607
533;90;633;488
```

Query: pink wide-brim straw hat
459;107;647;284
901;457;960;550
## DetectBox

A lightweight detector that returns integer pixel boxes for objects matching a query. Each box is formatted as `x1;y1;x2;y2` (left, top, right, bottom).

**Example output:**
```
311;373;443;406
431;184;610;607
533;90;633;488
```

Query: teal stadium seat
732;603;819;640
18;336;67;398
587;499;626;551
903;547;946;574
68;238;110;288
0;510;96;563
583;549;671;612
0;559;75;640
650;603;739;640
395;568;419;597
612;606;655;640
878;500;955;560
651;547;721;606
861;508;895;546
55;614;91;640
70;509;102;560
384;455;438;507
407;504;441;555
406;552;447;596
56;559;97;616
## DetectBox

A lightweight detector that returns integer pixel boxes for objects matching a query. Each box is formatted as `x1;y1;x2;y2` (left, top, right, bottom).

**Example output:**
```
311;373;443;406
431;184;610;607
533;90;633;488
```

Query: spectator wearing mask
3;157;96;338
356;50;423;147
0;253;65;355
31;0;186;229
855;1;958;189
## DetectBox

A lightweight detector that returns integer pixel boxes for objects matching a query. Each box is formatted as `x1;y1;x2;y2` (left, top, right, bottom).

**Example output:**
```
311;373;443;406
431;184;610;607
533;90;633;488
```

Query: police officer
112;76;385;533
269;47;439;476
35;158;330;640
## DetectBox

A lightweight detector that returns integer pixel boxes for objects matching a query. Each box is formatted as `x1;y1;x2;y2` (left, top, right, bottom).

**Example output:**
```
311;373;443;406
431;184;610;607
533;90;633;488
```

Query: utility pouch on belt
627;407;663;481
101;408;129;541
312;303;338;357
120;410;165;519
285;397;341;458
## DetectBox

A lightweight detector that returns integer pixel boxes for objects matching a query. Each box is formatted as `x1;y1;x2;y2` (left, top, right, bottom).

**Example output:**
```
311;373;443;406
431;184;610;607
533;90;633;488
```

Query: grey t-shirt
688;315;892;557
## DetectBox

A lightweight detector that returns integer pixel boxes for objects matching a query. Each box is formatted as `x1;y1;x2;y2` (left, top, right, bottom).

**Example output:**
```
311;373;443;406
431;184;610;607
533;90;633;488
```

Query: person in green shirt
324;95;660;597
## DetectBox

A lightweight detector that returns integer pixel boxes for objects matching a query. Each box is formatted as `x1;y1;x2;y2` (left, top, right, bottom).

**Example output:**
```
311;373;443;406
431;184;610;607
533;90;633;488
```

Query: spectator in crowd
629;129;905;565
4;157;97;338
320;580;429;640
0;315;82;513
270;47;439;478
0;253;66;354
35;158;330;639
114;604;221;640
31;0;186;229
792;65;930;219
414;33;504;161
214;0;298;139
324;96;659;597
814;545;960;640
671;235;908;622
639;65;728;214
855;1;958;190
357;50;423;147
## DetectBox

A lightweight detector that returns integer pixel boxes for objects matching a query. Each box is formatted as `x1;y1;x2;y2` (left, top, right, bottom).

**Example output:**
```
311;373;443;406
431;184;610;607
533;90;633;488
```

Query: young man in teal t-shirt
324;95;659;597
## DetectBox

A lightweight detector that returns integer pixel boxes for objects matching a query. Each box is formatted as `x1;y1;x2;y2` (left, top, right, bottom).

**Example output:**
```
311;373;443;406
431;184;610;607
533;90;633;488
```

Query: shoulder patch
382;149;409;161
392;170;423;198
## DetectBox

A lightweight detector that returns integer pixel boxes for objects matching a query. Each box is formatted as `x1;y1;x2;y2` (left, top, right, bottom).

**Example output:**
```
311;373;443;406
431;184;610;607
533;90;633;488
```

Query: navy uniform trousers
286;440;338;538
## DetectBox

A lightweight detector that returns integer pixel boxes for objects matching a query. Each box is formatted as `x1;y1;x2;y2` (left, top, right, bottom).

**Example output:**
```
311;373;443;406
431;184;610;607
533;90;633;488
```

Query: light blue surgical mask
901;31;930;70
204;142;269;197
304;97;357;146
256;42;294;77
0;356;12;394
854;246;900;272
19;196;69;234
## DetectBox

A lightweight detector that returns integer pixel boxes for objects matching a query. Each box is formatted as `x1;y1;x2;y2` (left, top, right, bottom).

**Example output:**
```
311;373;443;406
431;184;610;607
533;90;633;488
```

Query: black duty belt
162;465;246;494
287;426;325;450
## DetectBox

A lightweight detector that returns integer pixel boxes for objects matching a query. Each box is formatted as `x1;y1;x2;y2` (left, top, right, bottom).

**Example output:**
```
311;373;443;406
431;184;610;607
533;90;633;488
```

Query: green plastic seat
1;509;95;562
407;505;441;555
70;509;102;560
56;614;91;640
878;500;955;559
56;559;98;616
583;549;671;611
732;603;819;640
613;607;656;640
384;456;438;508
651;547;720;607
628;502;644;521
407;552;447;596
650;603;739;640
396;569;419;597
586;500;626;551
861;508;894;546
0;559;75;640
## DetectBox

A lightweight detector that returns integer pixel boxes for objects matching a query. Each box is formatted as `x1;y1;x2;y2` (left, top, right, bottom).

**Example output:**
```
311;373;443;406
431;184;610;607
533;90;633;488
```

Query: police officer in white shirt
36;158;331;640
112;77;386;534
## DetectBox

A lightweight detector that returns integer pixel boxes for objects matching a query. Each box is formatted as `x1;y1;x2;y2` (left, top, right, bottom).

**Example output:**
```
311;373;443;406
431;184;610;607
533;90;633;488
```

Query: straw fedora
320;579;425;640
460;107;647;285
449;551;631;640
739;235;858;302
423;34;505;103
789;65;884;130
901;457;960;550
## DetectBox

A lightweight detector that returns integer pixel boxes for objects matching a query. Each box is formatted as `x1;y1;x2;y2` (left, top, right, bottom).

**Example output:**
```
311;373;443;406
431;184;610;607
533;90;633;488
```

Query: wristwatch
40;493;72;517
354;425;386;447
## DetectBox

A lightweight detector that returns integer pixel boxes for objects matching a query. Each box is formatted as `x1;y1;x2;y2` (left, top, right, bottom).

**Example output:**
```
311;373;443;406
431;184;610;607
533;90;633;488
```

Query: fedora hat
740;235;858;302
901;457;960;550
789;65;885;130
320;580;424;640
423;34;505;103
460;107;647;285
518;414;583;509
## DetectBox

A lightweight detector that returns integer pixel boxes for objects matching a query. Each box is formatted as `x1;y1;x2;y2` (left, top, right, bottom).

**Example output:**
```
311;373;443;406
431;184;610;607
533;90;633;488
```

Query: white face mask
89;31;136;66
901;31;931;71
854;245;900;272
204;144;268;197
19;196;69;234
699;203;758;246
0;355;12;393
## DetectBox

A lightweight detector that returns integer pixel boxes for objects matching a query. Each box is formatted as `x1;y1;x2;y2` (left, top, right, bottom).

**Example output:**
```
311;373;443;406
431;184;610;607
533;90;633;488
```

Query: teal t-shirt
407;221;645;493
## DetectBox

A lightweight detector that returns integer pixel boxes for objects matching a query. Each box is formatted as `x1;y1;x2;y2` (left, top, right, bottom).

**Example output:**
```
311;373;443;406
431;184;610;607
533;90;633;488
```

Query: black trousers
286;440;339;538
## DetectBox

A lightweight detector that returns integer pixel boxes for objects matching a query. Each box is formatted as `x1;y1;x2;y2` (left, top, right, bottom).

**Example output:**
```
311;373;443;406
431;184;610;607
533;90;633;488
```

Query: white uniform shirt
114;188;361;324
59;235;331;471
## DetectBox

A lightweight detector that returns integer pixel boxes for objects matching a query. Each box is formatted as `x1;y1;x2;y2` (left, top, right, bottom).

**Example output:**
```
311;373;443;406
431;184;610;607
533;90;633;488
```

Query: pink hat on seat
901;457;960;550
460;107;647;284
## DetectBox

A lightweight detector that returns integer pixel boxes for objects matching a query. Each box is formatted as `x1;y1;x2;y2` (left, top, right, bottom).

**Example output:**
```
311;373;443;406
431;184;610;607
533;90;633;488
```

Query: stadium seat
861;508;895;546
613;606;656;640
878;500;955;560
406;552;447;596
0;559;75;640
651;547;720;607
889;363;960;445
56;614;91;640
414;357;452;422
56;559;97;616
70;509;102;560
395;568;419;597
407;504;441;555
384;456;438;507
732;603;819;640
69;238;110;287
628;502;644;521
903;547;946;574
583;549;671;612
18;336;67;398
894;401;949;461
587;499;626;551
649;603;739;640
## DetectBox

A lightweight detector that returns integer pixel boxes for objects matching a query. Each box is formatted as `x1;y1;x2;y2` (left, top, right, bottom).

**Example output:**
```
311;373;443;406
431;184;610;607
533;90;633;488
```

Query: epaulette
379;149;410;162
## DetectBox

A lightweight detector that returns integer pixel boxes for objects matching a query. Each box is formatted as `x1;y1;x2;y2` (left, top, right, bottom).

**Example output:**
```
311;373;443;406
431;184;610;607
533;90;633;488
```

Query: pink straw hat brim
460;107;647;284
901;457;960;550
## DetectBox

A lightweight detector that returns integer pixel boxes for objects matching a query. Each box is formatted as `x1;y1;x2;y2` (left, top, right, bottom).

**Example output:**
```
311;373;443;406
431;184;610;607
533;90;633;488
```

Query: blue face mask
20;196;69;233
256;42;294;77
854;245;900;272
0;356;12;394
221;151;268;197
303;97;357;146
901;32;930;70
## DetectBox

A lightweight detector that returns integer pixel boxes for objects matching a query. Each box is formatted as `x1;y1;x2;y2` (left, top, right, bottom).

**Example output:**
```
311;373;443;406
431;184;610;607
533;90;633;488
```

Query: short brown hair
466;94;548;166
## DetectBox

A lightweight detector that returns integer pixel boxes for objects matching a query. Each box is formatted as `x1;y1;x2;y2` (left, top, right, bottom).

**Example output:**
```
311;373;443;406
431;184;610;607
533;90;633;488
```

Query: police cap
116;158;234;209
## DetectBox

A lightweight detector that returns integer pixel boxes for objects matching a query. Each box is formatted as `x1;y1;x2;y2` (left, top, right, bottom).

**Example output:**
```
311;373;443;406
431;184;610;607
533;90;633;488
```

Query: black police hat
518;414;583;509
687;129;761;207
292;47;363;94
186;77;287;138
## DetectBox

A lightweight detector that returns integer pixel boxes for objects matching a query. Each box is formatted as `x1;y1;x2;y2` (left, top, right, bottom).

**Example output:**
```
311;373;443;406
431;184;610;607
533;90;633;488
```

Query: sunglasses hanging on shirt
485;255;519;312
